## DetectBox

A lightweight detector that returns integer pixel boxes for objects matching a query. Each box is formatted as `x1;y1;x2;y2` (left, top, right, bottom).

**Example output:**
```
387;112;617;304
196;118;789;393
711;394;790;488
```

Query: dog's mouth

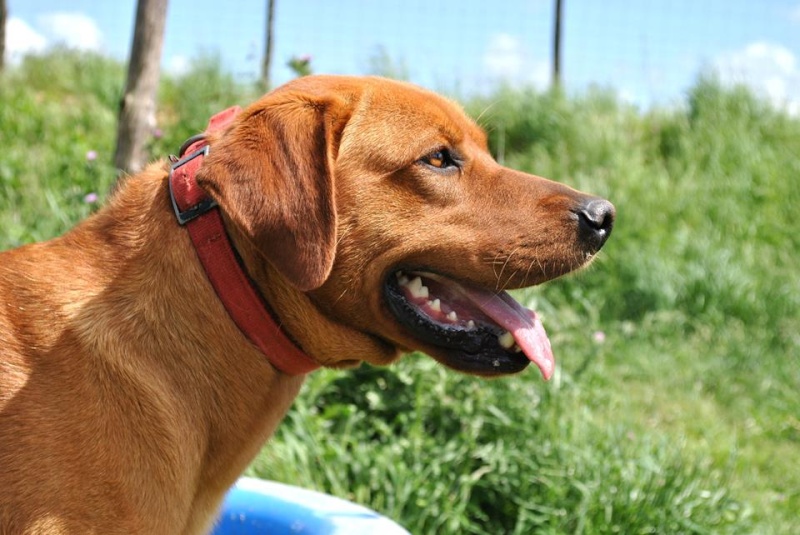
383;270;554;379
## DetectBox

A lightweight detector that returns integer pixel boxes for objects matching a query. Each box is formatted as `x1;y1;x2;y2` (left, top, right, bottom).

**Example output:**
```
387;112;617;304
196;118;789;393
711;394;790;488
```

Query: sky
5;0;800;112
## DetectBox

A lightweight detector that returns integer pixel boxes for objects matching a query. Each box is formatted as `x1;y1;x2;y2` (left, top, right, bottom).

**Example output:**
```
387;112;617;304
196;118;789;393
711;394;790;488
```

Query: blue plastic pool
211;478;411;534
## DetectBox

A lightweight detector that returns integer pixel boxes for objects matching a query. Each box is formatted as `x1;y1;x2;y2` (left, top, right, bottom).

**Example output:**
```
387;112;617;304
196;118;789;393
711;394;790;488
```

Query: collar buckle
169;145;216;225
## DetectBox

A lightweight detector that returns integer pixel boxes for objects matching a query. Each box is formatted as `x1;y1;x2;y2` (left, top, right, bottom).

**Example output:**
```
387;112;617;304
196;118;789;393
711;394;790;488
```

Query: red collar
168;107;320;375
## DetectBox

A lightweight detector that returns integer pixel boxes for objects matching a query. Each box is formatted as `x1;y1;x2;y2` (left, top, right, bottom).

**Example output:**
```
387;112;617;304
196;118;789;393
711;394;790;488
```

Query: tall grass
1;52;797;533
464;79;800;533
253;360;749;534
0;50;121;244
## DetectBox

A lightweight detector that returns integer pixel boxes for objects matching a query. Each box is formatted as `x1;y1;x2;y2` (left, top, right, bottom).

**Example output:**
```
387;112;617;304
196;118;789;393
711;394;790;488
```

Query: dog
0;75;614;534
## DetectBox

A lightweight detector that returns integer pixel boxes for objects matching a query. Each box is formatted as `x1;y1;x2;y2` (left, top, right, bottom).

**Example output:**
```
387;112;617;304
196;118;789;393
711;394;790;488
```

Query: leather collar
168;107;321;376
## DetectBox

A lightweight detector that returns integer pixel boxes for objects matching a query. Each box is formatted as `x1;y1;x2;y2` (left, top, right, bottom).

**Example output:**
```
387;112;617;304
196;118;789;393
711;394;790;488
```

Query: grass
1;51;798;533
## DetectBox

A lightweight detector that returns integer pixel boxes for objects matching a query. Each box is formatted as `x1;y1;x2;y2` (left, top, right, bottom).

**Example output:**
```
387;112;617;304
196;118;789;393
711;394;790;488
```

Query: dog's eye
420;149;459;170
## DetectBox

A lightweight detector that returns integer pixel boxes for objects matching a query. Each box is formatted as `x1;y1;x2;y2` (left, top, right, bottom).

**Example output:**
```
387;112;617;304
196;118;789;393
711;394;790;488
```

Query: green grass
1;52;798;533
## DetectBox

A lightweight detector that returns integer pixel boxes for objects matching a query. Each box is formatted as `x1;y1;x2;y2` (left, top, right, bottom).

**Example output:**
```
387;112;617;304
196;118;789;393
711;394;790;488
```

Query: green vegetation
1;51;797;533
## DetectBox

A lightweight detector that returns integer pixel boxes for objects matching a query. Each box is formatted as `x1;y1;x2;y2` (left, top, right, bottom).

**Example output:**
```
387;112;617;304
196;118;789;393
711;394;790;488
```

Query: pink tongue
460;286;555;380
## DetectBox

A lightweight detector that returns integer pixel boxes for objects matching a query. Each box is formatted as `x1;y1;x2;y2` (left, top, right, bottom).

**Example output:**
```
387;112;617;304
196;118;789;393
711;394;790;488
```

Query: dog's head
197;75;614;379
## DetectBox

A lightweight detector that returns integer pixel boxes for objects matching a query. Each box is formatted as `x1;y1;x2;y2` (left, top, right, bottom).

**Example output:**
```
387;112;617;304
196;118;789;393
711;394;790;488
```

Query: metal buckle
168;146;217;225
179;133;207;157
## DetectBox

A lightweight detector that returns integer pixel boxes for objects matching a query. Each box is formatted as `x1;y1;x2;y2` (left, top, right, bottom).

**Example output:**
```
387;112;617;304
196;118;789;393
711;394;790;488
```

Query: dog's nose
576;198;615;251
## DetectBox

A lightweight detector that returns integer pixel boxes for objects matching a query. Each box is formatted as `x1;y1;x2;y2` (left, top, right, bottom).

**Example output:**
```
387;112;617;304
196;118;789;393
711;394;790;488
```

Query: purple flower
83;192;98;204
153;128;163;139
86;150;98;162
592;331;606;344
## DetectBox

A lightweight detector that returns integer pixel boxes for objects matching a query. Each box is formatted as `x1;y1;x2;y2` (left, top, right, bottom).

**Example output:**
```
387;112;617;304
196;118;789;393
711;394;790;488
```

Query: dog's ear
197;84;353;291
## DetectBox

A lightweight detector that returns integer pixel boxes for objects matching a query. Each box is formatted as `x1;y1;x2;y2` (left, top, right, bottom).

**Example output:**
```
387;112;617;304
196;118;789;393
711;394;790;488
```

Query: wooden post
261;0;276;91
114;0;169;175
553;0;563;88
0;0;8;72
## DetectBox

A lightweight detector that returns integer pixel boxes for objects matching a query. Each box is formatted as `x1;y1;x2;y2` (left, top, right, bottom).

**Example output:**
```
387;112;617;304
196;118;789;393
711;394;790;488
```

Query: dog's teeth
396;271;410;285
467;320;475;329
429;299;441;312
408;276;421;291
447;311;458;321
498;331;515;349
407;276;429;299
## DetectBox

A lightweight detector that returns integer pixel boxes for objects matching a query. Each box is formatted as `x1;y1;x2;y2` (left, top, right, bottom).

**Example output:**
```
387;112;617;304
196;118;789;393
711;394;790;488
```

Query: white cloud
5;17;48;64
38;12;104;52
4;12;105;64
484;34;524;79
167;54;191;76
714;42;800;115
482;33;549;89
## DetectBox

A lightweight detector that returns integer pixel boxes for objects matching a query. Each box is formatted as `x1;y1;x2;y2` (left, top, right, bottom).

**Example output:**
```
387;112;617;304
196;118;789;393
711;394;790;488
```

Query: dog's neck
66;171;308;531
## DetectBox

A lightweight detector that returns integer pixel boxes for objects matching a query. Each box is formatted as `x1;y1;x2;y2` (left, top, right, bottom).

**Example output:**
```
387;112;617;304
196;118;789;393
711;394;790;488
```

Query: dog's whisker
493;257;505;279
495;248;520;291
474;100;500;127
483;254;507;279
498;273;512;293
524;259;536;287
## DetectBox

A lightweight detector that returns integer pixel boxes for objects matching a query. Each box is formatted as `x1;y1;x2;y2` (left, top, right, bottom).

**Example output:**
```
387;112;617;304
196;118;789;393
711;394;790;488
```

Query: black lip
383;271;530;375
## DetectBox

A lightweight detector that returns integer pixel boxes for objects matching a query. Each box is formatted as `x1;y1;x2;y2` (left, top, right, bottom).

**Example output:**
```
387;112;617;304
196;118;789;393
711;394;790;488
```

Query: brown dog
0;75;614;534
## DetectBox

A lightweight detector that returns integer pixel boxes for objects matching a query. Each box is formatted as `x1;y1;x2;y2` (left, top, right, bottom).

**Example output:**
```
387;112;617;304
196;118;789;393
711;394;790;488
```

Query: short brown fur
0;76;611;534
